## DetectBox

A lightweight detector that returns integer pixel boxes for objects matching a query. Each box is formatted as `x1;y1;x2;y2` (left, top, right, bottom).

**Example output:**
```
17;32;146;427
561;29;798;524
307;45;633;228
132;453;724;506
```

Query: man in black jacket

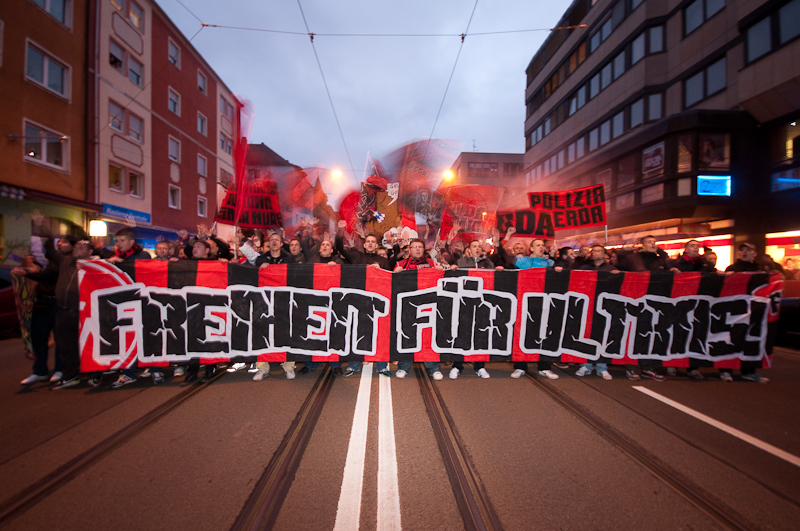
725;242;759;272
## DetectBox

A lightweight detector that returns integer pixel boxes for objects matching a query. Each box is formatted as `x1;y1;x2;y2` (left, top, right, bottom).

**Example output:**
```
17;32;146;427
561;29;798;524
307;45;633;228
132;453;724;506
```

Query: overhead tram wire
295;0;357;182
198;24;588;38
422;0;480;163
173;0;205;25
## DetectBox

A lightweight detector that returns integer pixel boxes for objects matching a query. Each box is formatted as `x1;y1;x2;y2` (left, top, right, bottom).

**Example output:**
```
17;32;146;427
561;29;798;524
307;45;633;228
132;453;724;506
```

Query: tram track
522;368;757;531
231;365;335;531
0;369;227;528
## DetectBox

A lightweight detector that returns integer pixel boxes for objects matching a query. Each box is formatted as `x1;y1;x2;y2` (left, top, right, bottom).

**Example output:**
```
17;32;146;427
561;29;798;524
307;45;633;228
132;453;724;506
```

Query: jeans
453;361;484;372
581;362;608;373
513;361;552;372
346;360;388;372
54;307;80;380
397;361;440;374
31;303;61;376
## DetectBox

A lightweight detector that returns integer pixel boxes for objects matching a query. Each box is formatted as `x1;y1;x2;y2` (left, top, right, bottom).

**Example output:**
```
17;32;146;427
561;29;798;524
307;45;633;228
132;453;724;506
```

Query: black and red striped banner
78;261;782;372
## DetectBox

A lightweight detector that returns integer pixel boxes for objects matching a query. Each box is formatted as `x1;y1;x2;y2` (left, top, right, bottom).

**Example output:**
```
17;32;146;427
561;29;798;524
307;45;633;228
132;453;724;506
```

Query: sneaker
285;369;296;380
431;371;444;381
553;362;569;369
719;371;733;382
153;371;165;384
253;370;268;381
395;369;407;379
21;374;49;385
476;368;491;379
599;370;613;380
688;369;705;381
227;362;247;373
111;375;136;389
449;367;460;379
626;370;641;381
247;363;259;373
510;369;525;379
87;377;102;388
378;369;391;377
741;373;769;383
641;369;665;382
140;368;152;378
201;366;217;383
538;370;559;380
173;366;186;377
49;371;63;383
575;366;591;377
666;367;677;377
51;377;80;390
333;367;343;376
343;368;357;377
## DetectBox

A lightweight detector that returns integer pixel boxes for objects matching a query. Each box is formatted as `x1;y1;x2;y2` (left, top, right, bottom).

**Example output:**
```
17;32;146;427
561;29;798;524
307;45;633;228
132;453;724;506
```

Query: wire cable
296;0;357;179
174;0;204;25
199;23;587;38
423;0;480;163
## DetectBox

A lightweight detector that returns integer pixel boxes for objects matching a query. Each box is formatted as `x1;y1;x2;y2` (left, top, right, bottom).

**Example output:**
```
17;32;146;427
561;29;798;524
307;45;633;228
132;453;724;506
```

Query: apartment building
523;0;800;268
0;0;96;259
89;0;237;247
450;152;526;188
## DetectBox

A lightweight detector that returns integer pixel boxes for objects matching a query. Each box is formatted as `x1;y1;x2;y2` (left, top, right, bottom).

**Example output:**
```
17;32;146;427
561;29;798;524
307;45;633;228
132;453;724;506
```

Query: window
168;39;180;68
168;185;181;209
109;39;125;73
649;26;664;53
685;0;725;36
590;73;600;98
168;136;180;162
198;196;207;217
632;0;644;9
558;151;565;170
568;143;576;163
24;121;66;170
577;85;586;109
109;101;124;131
198;71;207;94
612;112;624;139
197;154;207;177
31;0;68;25
110;0;122;10
685;58;725;108
630;98;644;128
128;113;143;142
220;133;232;155
601;63;612;89
109;164;123;192
26;43;67;97
197;113;207;135
600;120;611;145
641;183;664;204
747;18;771;63
589;129;599;151
220;96;234;120
648;93;662;120
613;51;625;80
590;31;601;53
128;56;143;86
780;0;800;44
168;88;180;115
631;33;645;65
544;118;551;136
618;155;636;187
128;171;143;198
569;95;577;116
128;1;144;32
576;137;585;158
601;18;613;41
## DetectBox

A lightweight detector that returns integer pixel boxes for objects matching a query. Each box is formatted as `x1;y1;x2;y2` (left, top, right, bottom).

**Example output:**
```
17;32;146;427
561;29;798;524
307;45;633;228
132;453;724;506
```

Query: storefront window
618;155;636;187
678;134;693;173
772;121;799;162
772;167;800;192
698;133;730;170
766;230;800;279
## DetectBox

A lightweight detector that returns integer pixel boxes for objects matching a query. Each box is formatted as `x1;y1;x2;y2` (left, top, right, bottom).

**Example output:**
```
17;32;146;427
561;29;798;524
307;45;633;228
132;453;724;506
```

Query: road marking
378;370;402;531
633;386;800;468
333;363;373;531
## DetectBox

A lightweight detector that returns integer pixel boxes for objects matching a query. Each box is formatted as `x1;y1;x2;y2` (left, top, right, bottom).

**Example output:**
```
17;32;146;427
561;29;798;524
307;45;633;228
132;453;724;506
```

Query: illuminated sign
697;175;731;196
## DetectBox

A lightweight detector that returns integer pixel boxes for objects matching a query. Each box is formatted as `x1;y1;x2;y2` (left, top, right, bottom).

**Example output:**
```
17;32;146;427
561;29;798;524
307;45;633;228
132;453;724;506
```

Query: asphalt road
1;338;799;530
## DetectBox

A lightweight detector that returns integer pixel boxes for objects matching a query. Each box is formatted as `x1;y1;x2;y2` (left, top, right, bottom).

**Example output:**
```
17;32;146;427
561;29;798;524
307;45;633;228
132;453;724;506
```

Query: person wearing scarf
107;228;151;264
673;240;714;273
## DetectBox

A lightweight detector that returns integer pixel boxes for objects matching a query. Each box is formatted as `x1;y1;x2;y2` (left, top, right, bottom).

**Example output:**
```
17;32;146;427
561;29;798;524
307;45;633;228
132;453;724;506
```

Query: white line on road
334;363;373;531
378;370;402;531
633;386;800;468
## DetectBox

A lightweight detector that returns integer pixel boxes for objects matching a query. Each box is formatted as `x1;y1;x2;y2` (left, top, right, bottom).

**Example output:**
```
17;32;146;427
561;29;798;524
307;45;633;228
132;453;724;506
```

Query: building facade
0;0;97;261
450;152;526;188
524;0;800;269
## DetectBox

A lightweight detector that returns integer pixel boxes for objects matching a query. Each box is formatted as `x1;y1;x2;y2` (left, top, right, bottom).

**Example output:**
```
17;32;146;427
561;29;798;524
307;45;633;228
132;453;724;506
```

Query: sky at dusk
157;0;573;189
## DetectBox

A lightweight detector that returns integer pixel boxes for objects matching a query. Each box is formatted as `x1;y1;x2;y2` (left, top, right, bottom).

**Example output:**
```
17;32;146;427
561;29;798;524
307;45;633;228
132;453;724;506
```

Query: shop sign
697;175;731;196
102;203;151;224
678;223;711;235
642;142;665;176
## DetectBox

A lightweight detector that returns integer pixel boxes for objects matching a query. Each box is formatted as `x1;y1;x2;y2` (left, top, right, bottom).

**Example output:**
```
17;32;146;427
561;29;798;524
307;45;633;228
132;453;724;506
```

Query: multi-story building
523;0;800;269
89;0;237;248
450;152;526;188
0;0;97;260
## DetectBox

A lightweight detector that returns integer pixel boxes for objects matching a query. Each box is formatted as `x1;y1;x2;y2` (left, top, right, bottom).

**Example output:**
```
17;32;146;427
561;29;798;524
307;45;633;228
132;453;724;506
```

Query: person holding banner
508;238;561;380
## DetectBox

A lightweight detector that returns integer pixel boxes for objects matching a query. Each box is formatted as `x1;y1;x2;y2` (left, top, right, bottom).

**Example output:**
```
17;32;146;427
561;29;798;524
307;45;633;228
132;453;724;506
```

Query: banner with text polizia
496;185;607;238
78;261;782;372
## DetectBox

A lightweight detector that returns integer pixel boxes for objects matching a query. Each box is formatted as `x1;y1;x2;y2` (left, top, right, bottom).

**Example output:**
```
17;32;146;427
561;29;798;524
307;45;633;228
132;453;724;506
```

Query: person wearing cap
721;242;769;383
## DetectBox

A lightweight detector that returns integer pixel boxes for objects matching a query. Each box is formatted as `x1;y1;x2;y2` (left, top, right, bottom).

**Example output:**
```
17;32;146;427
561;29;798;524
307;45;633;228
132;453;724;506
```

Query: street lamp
89;220;107;237
443;170;454;181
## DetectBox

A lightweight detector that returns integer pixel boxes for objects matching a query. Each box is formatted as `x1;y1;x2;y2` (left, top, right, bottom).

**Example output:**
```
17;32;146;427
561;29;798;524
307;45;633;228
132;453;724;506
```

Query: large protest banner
78;261;782;373
496;184;607;237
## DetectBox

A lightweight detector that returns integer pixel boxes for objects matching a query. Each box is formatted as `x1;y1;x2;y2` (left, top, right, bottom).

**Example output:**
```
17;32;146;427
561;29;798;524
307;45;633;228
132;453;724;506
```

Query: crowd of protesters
12;212;782;390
